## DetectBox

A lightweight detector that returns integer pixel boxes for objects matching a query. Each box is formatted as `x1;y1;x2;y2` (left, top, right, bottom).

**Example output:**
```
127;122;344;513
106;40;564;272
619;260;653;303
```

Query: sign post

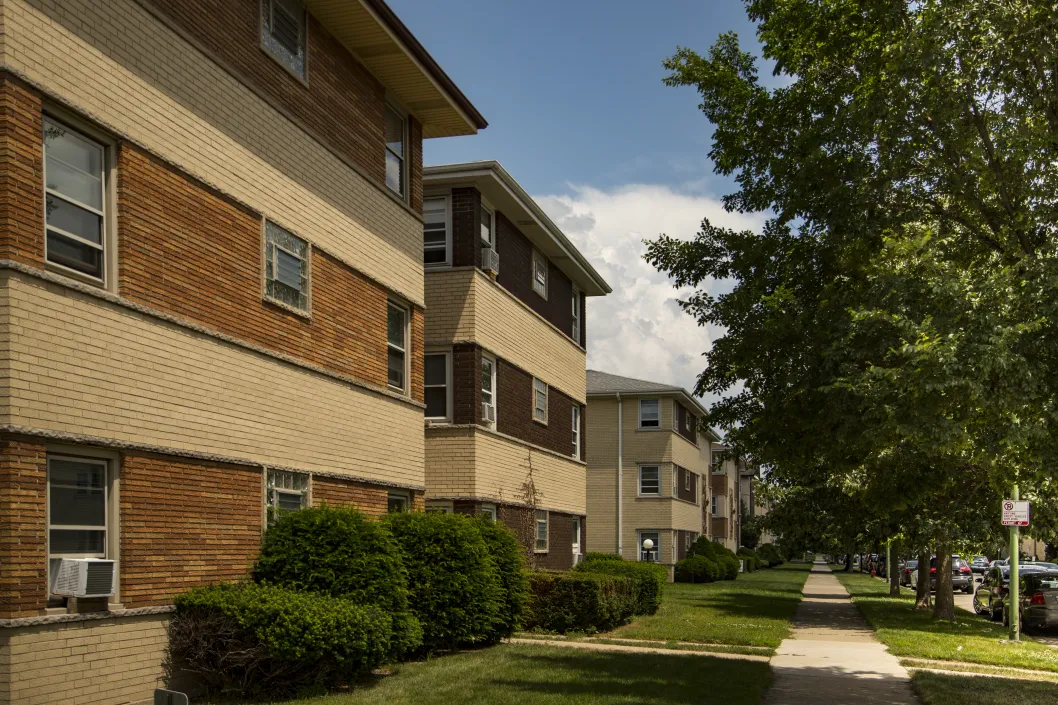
1002;490;1030;642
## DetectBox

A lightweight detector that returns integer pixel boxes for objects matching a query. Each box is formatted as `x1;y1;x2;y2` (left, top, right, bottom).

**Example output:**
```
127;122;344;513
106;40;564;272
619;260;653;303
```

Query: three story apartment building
0;0;484;702
709;443;745;552
585;371;720;570
421;162;610;570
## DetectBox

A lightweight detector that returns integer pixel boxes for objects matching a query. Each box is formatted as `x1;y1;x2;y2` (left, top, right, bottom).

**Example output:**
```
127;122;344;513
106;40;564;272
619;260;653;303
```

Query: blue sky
389;1;768;404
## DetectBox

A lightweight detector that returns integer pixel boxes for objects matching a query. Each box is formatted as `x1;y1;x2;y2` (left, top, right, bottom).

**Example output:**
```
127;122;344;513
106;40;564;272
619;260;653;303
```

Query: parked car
1025;562;1058;572
901;559;918;587
1004;572;1058;631
970;556;990;574
911;556;974;593
973;565;1049;621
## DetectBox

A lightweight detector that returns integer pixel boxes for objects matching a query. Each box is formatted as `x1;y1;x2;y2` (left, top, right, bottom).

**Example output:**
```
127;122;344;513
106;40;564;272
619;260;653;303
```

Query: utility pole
1009;484;1020;642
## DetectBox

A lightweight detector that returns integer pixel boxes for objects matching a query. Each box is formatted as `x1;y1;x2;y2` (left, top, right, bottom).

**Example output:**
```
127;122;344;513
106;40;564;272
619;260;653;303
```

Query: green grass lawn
912;672;1058;705
833;570;1058;673
264;644;771;705
603;563;811;649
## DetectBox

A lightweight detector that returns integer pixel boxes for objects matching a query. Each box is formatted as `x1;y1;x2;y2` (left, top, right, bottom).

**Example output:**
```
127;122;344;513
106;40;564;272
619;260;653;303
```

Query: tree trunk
932;540;955;621
914;549;932;610
889;543;901;596
844;551;852;572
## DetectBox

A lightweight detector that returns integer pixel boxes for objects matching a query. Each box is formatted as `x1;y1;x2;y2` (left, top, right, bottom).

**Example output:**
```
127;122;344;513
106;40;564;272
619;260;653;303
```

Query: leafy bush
758;543;785;566
475;516;529;640
167;583;392;699
674;555;720;583
738;548;761;572
385;511;503;653
689;538;740;580
525;571;636;633
574;554;666;614
251;505;420;660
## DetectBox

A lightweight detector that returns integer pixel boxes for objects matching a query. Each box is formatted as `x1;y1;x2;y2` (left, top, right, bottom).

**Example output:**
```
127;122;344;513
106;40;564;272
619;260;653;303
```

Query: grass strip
912;671;1058;705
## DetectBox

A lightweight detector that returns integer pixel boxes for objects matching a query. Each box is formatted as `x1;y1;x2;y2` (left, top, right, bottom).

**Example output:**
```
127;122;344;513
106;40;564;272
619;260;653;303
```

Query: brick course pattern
0;75;42;267
119;453;263;608
496;358;578;458
451;343;481;425
311;475;388;516
2;0;426;304
0;438;46;619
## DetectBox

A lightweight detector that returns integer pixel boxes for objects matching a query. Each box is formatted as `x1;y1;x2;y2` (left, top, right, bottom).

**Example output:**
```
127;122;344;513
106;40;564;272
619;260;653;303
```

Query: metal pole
1010;484;1020;642
616;393;623;558
886;539;891;582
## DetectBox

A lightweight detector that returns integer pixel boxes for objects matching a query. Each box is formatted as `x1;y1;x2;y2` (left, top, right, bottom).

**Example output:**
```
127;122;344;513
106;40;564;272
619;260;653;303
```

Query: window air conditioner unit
51;558;116;598
481;247;500;275
482;402;496;424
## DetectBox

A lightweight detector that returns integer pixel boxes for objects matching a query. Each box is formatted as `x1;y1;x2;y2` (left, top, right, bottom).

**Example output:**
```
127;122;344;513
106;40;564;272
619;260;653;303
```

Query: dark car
927;556;974;593
974;565;1048;621
901;559;918;587
970;556;990;574
1000;572;1058;631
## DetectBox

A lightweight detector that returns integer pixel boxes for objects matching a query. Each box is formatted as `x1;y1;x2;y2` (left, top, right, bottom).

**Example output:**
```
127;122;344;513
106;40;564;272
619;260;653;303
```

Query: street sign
1002;500;1030;527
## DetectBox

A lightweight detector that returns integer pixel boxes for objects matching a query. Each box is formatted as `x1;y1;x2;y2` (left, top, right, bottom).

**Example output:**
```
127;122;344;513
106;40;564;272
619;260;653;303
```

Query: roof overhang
304;0;486;138
424;161;612;296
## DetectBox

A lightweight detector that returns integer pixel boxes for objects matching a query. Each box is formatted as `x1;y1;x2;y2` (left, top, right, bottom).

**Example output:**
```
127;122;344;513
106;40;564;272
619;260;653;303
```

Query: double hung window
385;106;406;198
534;510;548;552
423;197;449;266
44;118;107;281
639;465;660;496
424;353;450;420
639;530;660;562
639;399;660;429
264;220;309;311
532;249;547;297
48;456;108;558
388;491;410;513
533;378;548;424
572;405;581;459
571;288;581;341
387;303;408;392
480;205;494;246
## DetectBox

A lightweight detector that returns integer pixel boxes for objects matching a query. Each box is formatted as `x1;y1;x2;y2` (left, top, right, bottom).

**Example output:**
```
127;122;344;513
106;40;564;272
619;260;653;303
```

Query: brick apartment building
585;371;721;570
420;162;611;570
0;0;484;702
709;442;746;552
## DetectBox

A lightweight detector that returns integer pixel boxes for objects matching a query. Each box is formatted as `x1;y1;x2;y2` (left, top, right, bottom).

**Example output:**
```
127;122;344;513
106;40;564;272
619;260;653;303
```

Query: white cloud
535;184;764;408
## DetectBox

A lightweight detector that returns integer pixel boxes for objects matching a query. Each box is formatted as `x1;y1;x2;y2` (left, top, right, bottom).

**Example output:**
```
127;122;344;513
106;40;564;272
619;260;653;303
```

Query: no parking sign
1002;499;1030;527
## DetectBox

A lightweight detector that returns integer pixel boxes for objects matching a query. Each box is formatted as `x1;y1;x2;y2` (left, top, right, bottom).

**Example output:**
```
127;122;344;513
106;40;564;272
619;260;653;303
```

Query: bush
524;571;636;633
385;511;503;653
251;505;420;660
168;583;393;699
689;538;740;580
759;543;785;566
738;548;761;572
573;554;666;615
475;516;529;641
674;555;720;583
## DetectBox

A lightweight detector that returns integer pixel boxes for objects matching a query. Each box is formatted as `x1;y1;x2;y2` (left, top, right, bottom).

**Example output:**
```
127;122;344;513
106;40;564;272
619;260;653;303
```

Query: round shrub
385;511;503;653
525;571;636;633
168;583;393;699
675;555;716;583
251;505;420;660
475;515;529;641
720;554;740;580
574;554;666;614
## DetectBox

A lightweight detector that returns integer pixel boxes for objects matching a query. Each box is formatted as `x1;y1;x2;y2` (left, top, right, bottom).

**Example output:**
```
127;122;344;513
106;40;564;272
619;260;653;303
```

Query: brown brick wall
143;0;423;212
452;343;482;425
311;476;388;517
497;358;577;457
675;402;697;445
676;529;699;561
450;186;480;269
0;437;47;618
536;511;580;571
0;75;44;268
120;453;263;608
676;465;698;503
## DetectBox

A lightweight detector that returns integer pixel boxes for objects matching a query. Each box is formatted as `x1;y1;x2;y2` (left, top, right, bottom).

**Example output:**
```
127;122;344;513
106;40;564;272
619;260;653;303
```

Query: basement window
264;220;310;311
266;469;308;524
260;0;307;81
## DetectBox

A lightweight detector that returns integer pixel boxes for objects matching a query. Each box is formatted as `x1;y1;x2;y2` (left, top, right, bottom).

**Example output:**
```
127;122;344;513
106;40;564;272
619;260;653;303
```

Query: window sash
532;250;547;297
480;206;493;245
424;353;449;420
571;289;580;340
639;466;660;496
385;106;406;197
48;456;108;559
423;197;449;266
533;378;548;422
481;356;496;407
572;406;580;459
639;399;660;428
534;510;548;551
388;492;410;513
387;303;408;391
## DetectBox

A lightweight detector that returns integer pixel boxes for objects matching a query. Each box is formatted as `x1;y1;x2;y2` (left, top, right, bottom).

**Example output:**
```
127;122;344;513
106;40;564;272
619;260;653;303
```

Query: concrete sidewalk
766;560;918;705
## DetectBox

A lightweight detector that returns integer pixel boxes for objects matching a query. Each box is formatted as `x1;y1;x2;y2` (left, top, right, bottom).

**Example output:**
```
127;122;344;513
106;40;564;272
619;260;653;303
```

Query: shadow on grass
912;672;1058;705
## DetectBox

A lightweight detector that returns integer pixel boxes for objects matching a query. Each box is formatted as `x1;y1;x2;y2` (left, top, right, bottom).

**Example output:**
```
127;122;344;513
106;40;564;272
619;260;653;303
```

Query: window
685;469;691;491
639;399;660;429
572;517;582;555
533;378;548;424
48;456;108;558
711;495;719;516
480;503;497;521
480;205;493;246
426;500;453;514
572;405;581;459
385;105;406;198
264;220;309;311
571;287;581;341
481;355;496;425
534;510;548;552
639;465;660;496
639;530;660;562
388;491;410;513
424;352;450;420
266;469;308;524
423;196;449;266
532;249;548;298
260;0;306;80
43;118;107;281
387;302;408;391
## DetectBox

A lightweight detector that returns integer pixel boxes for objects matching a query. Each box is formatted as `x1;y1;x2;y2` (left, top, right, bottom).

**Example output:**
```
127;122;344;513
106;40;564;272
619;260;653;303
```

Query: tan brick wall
0;438;45;618
424;269;586;401
0;272;425;487
0;612;171;705
425;426;585;515
586;467;617;554
1;0;426;305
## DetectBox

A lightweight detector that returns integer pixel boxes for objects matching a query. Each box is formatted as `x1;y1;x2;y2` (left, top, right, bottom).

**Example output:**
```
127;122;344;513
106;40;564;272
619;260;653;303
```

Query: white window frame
572;516;582;555
262;219;311;314
43;115;114;288
685;468;691;491
571;286;581;341
259;0;308;83
47;454;109;560
265;468;310;525
384;104;407;200
712;495;719;517
480;502;497;521
424;350;452;422
534;509;549;553
638;464;661;497
572;405;581;459
532;248;548;298
423;195;451;268
480;203;494;247
639;399;660;429
387;301;409;393
638;530;660;563
426;500;454;514
388;490;411;513
481;354;497;426
532;377;548;425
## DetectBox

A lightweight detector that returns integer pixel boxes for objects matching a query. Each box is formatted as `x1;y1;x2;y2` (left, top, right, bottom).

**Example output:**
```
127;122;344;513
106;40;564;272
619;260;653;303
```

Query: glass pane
276;490;303;512
50;529;105;554
50;486;105;526
424;230;446;245
275;248;303;290
425;355;447;385
46;195;102;245
43;121;102;181
482;360;493;392
386;151;404;195
265;221;307;257
388;349;405;389
46;155;103;210
387;305;406;349
425;388;447;418
424;248;447;264
424;198;446;224
388;495;408;513
49;458;105;487
480;209;492;243
385;108;404;158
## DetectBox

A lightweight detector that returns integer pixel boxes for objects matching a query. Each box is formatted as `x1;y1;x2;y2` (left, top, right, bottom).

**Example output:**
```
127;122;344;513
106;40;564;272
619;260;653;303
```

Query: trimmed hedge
688;538;740;580
476;516;530;641
573;554;666;615
168;583;392;699
674;555;720;583
738;548;762;572
759;543;785;566
525;571;636;633
384;511;504;653
251;505;420;660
